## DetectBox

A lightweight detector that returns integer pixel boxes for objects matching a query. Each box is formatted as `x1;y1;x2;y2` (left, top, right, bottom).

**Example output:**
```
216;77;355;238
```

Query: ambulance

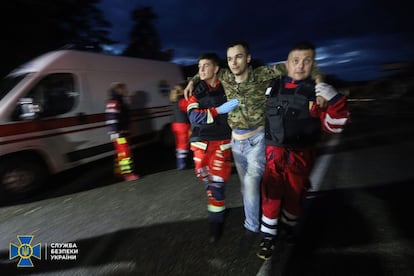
0;50;184;195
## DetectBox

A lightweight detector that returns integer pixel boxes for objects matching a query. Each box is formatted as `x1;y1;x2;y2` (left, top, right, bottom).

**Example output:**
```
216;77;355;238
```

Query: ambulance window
27;73;78;118
0;74;28;101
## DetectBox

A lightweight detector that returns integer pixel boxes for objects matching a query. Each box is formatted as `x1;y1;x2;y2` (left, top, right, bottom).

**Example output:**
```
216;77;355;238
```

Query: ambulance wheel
0;155;48;197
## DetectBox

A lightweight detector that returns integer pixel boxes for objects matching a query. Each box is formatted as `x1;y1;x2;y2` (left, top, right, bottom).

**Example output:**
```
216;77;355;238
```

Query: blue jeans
231;130;266;232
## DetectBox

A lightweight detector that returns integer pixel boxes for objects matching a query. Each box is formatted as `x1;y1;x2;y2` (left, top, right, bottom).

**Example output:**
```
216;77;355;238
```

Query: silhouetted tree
59;0;114;51
0;0;114;77
123;6;173;61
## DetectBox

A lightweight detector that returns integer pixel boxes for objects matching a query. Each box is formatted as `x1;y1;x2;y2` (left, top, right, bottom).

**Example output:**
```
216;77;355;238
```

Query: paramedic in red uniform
187;52;239;242
169;82;191;170
257;41;350;260
105;82;140;181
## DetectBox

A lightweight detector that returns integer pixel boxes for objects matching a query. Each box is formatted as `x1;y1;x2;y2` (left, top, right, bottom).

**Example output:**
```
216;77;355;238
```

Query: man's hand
216;99;239;114
314;74;324;84
184;81;194;100
315;83;338;105
316;96;328;109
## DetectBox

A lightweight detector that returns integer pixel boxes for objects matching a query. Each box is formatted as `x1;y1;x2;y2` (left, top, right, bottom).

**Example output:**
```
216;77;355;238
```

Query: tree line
0;1;169;78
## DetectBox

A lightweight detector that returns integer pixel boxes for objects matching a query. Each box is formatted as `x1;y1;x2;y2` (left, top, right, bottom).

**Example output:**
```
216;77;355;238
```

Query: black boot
238;229;259;257
176;157;187;170
280;222;297;244
208;221;223;243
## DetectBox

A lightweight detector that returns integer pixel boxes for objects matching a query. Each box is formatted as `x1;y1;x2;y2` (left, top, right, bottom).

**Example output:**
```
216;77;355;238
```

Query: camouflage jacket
193;64;286;129
192;64;323;130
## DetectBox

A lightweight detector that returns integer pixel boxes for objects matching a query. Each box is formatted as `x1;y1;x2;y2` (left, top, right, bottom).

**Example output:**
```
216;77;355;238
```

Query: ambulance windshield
0;74;28;102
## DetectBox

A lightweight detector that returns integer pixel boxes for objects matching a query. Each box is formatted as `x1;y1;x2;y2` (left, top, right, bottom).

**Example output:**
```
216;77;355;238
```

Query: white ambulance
0;50;184;195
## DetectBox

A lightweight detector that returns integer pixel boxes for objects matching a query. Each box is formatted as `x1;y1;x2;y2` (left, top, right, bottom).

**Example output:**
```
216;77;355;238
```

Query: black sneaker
208;221;223;243
257;237;275;260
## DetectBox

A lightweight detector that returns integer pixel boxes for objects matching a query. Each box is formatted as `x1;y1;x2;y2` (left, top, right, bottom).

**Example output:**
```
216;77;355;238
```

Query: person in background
187;52;238;243
105;82;140;181
257;41;350;260
170;82;191;170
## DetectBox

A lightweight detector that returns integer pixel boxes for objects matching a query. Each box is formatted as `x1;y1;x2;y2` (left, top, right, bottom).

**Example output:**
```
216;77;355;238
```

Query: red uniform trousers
171;122;191;151
260;145;316;237
191;139;232;222
171;122;190;159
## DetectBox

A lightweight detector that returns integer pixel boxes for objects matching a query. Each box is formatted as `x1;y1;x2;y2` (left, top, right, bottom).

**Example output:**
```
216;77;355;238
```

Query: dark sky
98;0;414;81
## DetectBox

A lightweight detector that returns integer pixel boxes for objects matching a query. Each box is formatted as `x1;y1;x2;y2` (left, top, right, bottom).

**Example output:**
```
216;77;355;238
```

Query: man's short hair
289;41;316;52
198;52;221;66
227;40;250;55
